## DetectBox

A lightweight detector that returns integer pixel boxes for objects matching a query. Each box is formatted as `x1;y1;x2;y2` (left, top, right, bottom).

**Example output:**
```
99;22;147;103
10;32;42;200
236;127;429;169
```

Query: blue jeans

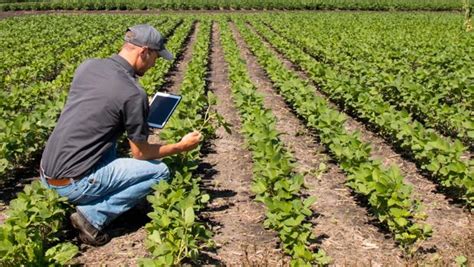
40;145;170;230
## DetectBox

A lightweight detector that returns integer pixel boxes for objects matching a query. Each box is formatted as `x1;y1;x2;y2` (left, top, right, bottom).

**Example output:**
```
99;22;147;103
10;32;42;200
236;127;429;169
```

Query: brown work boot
70;210;110;246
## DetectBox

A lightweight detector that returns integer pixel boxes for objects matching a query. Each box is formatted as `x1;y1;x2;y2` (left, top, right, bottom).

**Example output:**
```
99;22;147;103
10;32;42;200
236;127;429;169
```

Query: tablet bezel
147;92;182;129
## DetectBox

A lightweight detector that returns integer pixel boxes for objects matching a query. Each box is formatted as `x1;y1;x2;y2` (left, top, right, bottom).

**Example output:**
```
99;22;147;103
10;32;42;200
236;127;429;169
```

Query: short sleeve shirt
41;54;150;178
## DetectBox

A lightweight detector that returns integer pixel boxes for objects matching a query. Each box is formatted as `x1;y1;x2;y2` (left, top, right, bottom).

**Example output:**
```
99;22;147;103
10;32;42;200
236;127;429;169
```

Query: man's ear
138;47;148;59
145;47;155;60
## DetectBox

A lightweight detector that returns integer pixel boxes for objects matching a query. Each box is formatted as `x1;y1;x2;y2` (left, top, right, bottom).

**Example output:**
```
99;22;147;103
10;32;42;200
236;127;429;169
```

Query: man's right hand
178;131;202;152
129;131;202;160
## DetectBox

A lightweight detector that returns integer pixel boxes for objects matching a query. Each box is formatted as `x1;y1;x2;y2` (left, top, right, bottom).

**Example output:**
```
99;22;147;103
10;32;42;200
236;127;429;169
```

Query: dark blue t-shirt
41;54;150;178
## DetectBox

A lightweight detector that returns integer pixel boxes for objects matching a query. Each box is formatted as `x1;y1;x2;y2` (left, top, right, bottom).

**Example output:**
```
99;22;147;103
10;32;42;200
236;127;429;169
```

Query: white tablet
147;92;182;129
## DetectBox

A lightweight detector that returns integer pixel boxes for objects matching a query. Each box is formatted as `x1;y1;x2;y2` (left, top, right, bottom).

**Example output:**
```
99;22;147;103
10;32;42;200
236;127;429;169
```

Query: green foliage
219;19;330;265
456;255;468;267
252;13;474;208
0;181;78;266
0;0;465;12
281;12;474;141
234;18;432;251
141;19;217;265
0;15;180;180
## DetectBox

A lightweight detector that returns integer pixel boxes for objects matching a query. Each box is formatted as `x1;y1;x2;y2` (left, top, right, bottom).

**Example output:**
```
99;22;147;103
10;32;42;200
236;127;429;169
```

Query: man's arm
129;131;202;160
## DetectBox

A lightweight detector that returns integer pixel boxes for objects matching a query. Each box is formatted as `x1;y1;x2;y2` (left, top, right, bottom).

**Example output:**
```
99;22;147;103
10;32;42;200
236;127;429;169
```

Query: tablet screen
147;92;182;129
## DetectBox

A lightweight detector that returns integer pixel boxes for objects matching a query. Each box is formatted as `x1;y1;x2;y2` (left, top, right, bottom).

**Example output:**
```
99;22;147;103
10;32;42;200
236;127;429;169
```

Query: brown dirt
198;22;287;266
231;22;406;266
147;21;198;143
344;117;474;264
74;19;201;266
1;13;472;266
71;206;151;266
162;21;199;95
244;21;474;265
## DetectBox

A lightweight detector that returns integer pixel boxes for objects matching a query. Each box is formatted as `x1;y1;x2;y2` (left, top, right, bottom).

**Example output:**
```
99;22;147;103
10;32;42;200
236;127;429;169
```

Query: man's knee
151;161;170;182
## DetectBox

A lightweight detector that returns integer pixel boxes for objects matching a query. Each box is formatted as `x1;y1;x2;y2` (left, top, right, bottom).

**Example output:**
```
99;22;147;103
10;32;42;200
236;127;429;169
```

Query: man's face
136;48;159;76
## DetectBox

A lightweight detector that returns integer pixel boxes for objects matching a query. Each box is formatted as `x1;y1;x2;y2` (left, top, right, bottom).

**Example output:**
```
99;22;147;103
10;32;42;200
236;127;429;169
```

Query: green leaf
303;196;317;208
184;207;195;226
45;242;78;265
390;207;408;218
200;194;210;203
394;217;408;227
455;255;468;267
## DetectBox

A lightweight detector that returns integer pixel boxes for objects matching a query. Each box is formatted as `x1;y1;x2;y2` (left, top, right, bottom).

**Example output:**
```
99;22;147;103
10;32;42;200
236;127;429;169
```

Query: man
39;24;201;246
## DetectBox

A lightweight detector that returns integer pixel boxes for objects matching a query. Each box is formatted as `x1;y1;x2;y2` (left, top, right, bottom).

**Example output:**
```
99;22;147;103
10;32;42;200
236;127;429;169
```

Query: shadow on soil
0;161;41;205
192;142;233;265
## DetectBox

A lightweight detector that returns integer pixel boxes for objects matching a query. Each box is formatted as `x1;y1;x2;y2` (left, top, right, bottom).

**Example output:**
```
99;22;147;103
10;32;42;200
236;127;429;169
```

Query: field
0;0;467;11
0;9;473;266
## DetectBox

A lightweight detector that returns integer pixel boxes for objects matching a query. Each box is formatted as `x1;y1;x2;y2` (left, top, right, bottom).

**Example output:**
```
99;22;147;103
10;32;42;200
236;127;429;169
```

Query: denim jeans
40;145;170;230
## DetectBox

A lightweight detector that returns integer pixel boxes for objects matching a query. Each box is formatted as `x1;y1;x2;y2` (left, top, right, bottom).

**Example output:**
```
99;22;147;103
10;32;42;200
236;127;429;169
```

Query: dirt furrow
198;22;286;266
344;115;474;264
74;21;202;266
147;21;198;145
245;22;474;264
230;22;406;266
162;21;199;95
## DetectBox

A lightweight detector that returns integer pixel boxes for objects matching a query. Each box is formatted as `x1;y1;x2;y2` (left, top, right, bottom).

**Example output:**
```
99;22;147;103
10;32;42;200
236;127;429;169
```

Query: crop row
246;17;474;208
261;13;473;147
0;181;78;265
0;0;466;12
0;16;184;182
139;18;192;95
1;16;169;117
0;15;98;88
219;19;330;266
141;19;215;266
232;18;432;250
1;16;125;92
0;15;162;264
0;15;210;266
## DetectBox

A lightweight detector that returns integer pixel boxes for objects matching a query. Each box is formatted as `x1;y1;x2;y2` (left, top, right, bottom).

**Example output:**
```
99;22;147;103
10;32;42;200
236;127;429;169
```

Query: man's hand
129;131;202;160
178;131;202;152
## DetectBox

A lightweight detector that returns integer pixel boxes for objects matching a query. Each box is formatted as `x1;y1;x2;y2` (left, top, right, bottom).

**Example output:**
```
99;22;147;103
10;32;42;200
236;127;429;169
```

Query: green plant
234;17;432;251
456;255;468;267
141;19;219;266
0;181;78;266
253;14;474;208
220;19;330;266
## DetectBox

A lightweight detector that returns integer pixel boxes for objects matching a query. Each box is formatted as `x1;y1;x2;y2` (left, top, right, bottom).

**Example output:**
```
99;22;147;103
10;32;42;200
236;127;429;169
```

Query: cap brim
158;48;174;61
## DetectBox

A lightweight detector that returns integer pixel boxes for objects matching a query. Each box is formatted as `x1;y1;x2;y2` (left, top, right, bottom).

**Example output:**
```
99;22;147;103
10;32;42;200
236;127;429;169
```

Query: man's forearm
129;141;185;160
129;131;201;160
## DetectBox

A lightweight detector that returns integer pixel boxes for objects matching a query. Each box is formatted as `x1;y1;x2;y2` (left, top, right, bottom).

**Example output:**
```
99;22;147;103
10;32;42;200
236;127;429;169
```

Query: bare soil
231;22;405;266
161;21;199;95
198;22;287;266
244;22;474;265
1;11;472;266
344;117;474;264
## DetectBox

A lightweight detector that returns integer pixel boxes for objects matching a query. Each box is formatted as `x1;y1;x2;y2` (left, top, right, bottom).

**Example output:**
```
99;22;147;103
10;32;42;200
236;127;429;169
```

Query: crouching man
39;24;201;246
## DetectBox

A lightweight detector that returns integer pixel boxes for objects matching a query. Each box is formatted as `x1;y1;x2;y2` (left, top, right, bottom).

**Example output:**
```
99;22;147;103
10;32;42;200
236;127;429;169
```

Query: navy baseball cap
124;24;173;61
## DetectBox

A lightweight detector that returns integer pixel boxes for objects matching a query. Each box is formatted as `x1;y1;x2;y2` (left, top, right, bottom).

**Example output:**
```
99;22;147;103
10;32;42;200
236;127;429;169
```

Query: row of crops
0;14;192;264
0;12;473;265
0;0;469;11
246;13;474;207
